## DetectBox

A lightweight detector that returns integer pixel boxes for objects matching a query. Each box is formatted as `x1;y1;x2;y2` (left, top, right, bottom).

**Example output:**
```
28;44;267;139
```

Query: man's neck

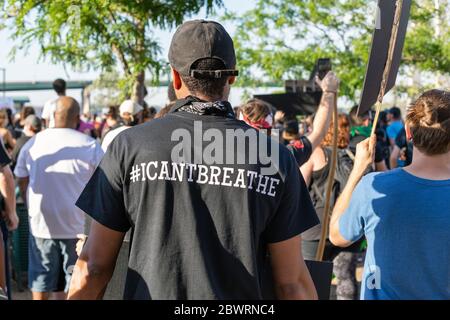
404;149;450;180
178;92;227;102
196;94;222;102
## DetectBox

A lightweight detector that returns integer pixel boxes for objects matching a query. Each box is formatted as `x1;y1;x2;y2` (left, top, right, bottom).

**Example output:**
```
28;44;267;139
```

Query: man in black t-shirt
68;20;319;300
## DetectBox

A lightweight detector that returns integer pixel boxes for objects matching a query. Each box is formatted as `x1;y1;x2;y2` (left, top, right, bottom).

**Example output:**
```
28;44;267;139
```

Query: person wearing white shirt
41;79;66;129
101;99;141;152
15;97;103;300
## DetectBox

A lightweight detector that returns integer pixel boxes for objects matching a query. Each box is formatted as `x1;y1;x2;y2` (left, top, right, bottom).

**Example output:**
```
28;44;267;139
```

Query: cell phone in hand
317;58;332;80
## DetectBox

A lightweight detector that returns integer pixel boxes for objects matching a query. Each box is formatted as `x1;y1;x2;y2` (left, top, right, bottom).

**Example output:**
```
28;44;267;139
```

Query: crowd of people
0;20;448;301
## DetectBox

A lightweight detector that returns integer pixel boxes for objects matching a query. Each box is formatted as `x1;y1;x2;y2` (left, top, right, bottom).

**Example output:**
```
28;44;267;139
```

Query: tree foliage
226;0;450;100
0;0;223;102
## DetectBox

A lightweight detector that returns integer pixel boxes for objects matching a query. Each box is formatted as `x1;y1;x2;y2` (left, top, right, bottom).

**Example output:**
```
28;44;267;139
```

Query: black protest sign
254;92;322;116
358;0;412;115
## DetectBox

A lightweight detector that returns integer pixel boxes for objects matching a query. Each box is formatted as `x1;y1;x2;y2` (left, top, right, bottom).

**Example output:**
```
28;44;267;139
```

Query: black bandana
170;96;235;119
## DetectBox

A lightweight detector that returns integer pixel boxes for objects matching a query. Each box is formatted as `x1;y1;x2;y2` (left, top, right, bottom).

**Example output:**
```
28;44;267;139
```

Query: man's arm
268;236;318;300
17;177;29;208
300;157;314;186
306;72;340;151
67;220;125;300
390;145;400;169
0;166;18;231
375;160;387;172
329;135;376;247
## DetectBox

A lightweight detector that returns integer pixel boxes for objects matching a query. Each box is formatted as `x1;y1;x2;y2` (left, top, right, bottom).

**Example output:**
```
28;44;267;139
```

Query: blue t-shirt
386;120;403;140
339;169;450;300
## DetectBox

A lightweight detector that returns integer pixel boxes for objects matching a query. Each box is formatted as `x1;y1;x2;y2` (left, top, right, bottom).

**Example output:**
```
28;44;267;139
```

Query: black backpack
310;147;355;209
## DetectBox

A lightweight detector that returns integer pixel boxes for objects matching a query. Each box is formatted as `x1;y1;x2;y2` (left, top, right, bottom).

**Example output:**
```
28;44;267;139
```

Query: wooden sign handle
315;92;338;262
371;0;404;135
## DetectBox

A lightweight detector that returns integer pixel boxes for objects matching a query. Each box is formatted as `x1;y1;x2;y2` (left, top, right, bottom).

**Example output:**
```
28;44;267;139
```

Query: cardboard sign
254;92;322;116
358;0;412;115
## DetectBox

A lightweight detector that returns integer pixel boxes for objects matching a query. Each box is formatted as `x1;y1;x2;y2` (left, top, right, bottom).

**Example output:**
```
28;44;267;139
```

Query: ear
228;76;236;85
171;67;182;90
405;123;413;141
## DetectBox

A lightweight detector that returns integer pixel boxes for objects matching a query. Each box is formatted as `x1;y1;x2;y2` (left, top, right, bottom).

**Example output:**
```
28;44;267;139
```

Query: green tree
226;0;450;101
0;0;222;104
89;69;123;110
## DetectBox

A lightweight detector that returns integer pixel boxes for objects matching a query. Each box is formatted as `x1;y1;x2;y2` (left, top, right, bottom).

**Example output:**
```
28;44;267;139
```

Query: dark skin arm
268;235;318;300
67;221;125;300
17;177;29;208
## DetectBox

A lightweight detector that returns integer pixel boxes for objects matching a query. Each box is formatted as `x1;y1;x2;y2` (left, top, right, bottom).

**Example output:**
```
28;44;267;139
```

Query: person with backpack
300;113;364;300
330;89;450;300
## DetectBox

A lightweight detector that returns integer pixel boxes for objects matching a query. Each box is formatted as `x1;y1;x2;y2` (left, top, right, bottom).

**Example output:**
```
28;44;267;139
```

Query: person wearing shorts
15;97;103;299
28;236;78;294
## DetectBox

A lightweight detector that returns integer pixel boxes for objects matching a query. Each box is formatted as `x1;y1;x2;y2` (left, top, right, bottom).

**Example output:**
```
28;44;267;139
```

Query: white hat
119;100;141;116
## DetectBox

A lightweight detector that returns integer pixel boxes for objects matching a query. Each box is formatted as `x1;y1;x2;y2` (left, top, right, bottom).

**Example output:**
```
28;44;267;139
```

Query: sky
0;0;258;108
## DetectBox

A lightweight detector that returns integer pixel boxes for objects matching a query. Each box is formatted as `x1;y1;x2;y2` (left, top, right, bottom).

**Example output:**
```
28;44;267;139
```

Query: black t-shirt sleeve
286;136;313;167
264;153;319;243
374;142;384;163
76;137;131;232
0;139;11;167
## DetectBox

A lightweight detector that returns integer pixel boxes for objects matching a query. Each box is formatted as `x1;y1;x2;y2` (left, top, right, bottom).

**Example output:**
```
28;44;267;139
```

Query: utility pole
0;68;5;99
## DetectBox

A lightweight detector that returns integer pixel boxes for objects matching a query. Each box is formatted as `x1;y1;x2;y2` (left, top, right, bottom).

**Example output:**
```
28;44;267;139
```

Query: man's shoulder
387;121;403;132
106;125;129;138
64;128;96;141
49;128;98;148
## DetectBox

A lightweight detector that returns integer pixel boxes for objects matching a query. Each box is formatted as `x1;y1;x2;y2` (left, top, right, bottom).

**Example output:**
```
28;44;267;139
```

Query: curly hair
321;113;351;149
406;89;450;155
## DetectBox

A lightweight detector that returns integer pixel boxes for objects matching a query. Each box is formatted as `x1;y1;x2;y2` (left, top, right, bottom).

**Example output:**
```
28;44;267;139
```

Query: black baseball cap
168;20;239;79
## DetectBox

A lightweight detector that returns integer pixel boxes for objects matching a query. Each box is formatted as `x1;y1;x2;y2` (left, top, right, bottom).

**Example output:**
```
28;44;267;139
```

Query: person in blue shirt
330;89;450;300
386;106;404;149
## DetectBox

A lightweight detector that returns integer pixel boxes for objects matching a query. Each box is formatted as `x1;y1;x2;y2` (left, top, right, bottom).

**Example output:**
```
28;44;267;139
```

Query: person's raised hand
315;71;340;94
354;134;377;174
274;111;285;123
